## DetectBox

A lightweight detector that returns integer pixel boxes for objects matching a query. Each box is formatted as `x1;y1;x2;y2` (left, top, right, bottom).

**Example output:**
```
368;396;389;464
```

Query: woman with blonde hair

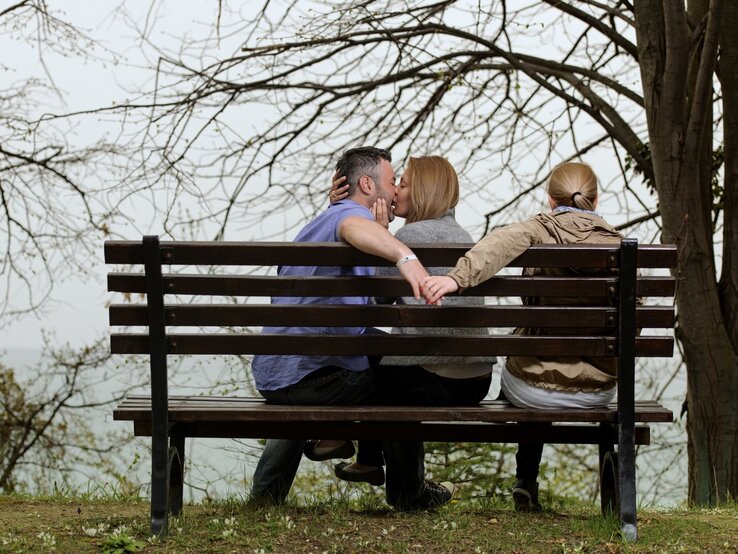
306;156;495;489
424;161;623;511
374;156;494;403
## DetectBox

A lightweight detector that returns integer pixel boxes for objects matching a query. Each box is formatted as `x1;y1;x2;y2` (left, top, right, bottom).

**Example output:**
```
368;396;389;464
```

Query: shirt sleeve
332;203;373;242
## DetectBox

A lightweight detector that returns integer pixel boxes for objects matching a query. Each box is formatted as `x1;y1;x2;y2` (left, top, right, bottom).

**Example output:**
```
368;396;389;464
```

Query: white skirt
500;366;615;410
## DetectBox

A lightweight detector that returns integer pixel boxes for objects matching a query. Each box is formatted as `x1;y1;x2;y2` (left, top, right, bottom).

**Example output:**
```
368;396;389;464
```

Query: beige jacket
448;208;623;393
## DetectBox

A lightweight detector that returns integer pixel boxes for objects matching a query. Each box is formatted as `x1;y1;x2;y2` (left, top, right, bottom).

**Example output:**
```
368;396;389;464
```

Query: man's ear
356;175;373;195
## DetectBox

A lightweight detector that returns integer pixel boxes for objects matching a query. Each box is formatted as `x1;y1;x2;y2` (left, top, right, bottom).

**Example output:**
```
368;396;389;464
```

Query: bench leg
618;424;637;542
599;424;618;515
144;235;171;537
169;434;185;518
150;427;170;536
599;447;619;515
616;238;638;542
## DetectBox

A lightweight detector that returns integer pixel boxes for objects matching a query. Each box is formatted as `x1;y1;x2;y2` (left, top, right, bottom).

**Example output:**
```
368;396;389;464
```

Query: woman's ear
548;194;557;210
593;196;598;210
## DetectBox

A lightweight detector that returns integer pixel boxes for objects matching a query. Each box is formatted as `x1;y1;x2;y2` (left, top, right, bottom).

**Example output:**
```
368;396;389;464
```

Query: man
250;146;454;510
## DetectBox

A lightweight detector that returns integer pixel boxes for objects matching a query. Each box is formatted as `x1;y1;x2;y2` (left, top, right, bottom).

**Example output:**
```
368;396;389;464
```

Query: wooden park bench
105;236;676;541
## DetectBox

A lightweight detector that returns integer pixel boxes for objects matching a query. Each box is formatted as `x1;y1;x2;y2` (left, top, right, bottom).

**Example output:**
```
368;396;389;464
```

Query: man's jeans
250;366;386;503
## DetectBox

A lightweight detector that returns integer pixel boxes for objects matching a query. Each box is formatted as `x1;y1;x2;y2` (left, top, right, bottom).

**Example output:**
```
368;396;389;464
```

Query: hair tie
571;191;582;202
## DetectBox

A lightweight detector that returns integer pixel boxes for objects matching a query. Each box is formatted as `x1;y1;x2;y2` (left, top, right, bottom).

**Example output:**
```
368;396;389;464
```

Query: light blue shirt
553;205;600;217
252;200;375;391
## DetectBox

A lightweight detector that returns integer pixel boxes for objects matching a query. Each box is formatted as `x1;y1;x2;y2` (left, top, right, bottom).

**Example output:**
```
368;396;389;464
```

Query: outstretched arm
423;218;545;303
338;216;429;300
453;220;543;284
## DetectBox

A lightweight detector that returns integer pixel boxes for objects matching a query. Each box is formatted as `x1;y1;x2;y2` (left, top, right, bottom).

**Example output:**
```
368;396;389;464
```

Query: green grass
1;492;736;553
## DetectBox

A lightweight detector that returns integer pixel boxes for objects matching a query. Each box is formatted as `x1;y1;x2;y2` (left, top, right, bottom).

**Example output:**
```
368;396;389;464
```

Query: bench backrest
105;237;676;362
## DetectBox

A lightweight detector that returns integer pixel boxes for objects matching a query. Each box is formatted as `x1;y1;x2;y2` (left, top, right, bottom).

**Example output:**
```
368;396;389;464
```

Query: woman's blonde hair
547;162;598;211
405;156;459;223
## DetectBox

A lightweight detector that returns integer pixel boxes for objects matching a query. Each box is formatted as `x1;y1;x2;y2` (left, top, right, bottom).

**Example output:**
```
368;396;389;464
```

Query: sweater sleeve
448;217;548;291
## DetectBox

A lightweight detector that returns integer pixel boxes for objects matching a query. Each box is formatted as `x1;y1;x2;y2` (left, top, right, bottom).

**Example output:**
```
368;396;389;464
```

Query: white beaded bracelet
396;254;418;268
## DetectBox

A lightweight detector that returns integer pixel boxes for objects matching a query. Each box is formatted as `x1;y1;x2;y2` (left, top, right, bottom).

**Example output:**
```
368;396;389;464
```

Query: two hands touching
397;267;459;305
422;275;459;305
329;172;459;304
395;263;459;305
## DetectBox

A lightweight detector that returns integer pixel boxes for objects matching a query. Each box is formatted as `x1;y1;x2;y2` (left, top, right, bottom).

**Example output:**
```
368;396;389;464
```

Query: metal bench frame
105;236;677;541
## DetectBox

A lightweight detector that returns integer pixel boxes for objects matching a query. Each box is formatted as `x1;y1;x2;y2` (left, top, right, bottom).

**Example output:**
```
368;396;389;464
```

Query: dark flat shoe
303;440;355;461
334;461;385;486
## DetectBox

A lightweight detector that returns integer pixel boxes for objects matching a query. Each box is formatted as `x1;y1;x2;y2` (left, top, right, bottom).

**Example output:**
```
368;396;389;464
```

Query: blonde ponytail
547;162;598;211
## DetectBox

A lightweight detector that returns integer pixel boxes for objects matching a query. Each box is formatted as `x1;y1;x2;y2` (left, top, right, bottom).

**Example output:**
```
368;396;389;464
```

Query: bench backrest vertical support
617;238;638;541
143;235;169;536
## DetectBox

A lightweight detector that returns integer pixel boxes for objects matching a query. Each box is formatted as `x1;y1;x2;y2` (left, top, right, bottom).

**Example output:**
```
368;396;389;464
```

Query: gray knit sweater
377;210;497;375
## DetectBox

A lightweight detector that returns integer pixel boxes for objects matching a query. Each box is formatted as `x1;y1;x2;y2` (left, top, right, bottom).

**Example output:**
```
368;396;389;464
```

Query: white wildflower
281;515;295;530
82;522;109;537
36;531;57;550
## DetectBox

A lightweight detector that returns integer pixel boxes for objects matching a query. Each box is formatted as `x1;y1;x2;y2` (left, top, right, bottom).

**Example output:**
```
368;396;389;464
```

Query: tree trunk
635;0;738;504
716;0;738;500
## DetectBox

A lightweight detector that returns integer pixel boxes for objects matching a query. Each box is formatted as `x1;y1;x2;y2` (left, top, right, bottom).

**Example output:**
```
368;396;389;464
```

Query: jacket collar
553;205;601;217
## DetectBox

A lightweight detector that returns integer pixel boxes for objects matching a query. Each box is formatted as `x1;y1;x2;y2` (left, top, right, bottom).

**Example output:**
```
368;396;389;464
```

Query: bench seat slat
107;273;676;298
130;419;655;444
110;333;673;357
108;304;675;329
128;420;653;445
113;397;673;424
104;241;677;268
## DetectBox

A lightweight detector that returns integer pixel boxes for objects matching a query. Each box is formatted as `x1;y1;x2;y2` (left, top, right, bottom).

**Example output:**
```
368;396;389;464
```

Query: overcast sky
2;2;243;350
1;1;645;352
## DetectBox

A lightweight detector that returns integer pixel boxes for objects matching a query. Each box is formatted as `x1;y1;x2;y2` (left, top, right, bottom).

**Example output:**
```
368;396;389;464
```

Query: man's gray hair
335;147;392;197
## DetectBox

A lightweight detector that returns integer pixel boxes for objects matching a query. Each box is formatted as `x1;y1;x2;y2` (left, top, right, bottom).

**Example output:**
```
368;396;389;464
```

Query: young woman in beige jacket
424;162;624;511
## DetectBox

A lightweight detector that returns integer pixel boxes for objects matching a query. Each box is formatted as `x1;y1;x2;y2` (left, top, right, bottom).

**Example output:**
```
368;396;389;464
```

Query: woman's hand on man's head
371;198;391;228
329;172;349;204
